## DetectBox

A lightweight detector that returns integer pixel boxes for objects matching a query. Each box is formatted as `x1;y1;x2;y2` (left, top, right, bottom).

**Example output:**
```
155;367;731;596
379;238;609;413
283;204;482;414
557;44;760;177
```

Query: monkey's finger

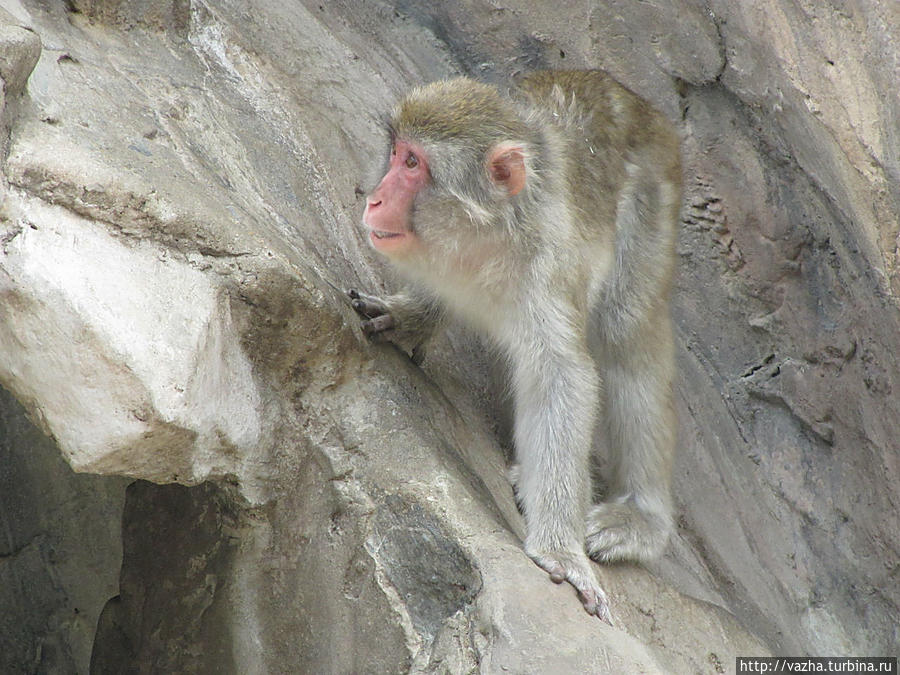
353;299;389;318
592;598;614;626
361;314;396;336
347;289;388;318
597;603;614;626
579;587;613;625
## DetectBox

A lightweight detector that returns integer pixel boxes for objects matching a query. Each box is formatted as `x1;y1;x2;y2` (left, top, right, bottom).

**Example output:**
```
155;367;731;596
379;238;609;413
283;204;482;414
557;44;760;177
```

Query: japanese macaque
351;70;681;622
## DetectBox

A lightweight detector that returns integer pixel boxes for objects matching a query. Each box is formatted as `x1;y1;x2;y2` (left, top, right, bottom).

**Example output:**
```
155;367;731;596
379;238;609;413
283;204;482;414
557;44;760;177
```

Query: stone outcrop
1;1;897;672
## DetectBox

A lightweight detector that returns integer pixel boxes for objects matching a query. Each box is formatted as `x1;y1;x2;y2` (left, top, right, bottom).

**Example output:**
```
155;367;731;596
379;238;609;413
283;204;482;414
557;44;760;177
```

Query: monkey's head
363;78;541;267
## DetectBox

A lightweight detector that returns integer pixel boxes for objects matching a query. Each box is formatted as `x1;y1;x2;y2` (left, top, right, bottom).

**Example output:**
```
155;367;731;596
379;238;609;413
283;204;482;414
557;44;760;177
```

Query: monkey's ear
487;143;526;196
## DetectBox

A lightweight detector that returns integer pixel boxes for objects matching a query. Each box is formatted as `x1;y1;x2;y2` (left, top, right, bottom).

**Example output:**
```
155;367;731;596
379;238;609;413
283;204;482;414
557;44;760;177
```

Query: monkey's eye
405;152;419;169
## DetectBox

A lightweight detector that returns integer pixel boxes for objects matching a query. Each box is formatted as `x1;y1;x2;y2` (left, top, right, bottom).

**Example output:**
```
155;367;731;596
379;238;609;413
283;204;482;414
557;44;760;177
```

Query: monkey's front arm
508;336;613;624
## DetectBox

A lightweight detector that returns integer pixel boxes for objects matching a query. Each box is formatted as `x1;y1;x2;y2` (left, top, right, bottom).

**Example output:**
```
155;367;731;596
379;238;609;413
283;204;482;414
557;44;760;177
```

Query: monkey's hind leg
586;321;676;564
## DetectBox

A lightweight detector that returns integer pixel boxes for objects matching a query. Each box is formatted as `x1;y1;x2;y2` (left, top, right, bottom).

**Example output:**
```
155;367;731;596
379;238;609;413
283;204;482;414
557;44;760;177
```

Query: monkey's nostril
368;199;382;209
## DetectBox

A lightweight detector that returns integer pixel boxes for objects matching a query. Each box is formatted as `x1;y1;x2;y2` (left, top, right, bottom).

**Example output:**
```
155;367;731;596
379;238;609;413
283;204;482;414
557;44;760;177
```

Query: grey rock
0;387;127;674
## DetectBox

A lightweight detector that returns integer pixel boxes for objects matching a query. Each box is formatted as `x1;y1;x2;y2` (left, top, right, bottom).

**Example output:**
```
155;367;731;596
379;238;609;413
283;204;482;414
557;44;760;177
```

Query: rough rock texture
0;1;897;672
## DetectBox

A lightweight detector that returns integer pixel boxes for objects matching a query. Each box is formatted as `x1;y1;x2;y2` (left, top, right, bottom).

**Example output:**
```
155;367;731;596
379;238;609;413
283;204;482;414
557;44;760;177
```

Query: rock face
0;1;897;672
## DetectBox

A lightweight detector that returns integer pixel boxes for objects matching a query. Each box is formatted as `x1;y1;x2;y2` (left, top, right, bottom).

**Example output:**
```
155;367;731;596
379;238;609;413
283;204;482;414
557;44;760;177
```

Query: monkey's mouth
371;230;404;240
367;226;417;255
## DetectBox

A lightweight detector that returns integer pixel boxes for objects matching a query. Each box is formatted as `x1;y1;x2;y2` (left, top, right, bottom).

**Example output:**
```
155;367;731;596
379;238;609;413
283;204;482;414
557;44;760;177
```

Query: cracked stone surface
0;1;898;672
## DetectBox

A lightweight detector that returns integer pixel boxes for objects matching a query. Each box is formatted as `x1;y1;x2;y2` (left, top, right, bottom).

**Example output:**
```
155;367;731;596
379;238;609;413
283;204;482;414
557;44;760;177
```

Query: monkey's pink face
363;139;429;257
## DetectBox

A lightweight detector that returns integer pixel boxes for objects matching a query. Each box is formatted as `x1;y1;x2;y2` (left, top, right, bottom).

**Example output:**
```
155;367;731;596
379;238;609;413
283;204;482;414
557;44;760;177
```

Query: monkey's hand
527;545;613;624
347;289;440;365
348;289;396;336
585;501;672;564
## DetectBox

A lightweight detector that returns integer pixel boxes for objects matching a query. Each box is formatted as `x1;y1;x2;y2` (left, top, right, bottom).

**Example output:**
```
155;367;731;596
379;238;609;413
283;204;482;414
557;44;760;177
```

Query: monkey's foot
527;547;612;624
585;501;672;564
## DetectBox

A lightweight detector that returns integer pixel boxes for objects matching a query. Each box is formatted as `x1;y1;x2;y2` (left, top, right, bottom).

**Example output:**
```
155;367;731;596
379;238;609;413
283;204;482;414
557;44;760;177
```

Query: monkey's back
516;70;682;238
